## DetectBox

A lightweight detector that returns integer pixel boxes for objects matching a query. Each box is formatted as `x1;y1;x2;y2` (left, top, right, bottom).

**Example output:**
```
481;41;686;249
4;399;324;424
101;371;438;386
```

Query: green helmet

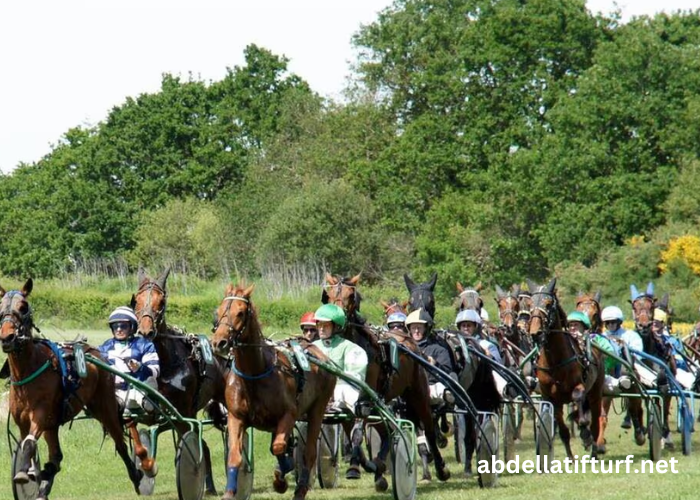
567;311;591;329
314;303;346;329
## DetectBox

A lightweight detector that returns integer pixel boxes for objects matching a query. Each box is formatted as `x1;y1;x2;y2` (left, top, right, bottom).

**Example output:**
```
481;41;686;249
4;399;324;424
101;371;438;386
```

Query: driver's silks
389;338;400;371
198;335;214;365
290;341;310;371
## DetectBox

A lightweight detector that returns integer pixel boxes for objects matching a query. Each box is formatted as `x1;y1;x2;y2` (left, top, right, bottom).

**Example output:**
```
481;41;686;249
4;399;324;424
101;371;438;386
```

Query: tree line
2;1;700;318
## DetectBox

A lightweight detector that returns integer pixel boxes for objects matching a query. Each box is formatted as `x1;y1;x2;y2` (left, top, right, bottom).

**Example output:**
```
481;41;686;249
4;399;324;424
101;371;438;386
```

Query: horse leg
202;439;218;496
554;404;574;459
663;394;674;450
416;430;432;482
124;419;158;478
588;391;602;458
347;420;369;480
36;429;63;500
573;384;593;450
597;397;612;454
464;414;476;477
294;403;324;500
628;397;646;445
271;412;296;494
222;417;245;500
14;434;39;484
418;409;450;482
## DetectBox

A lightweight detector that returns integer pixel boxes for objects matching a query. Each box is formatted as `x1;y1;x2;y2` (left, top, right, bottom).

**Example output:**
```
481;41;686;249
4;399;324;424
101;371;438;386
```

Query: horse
630;284;676;449
516;288;533;334
405;273;500;477
131;266;228;495
324;273;451;488
211;283;336;500
379;297;409;320
494;284;531;369
527;278;605;458
0;279;144;499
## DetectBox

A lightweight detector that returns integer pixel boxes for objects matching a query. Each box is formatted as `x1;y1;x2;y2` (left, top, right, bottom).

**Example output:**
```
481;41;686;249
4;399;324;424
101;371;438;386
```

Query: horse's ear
321;289;329;304
225;283;235;296
402;299;409;310
594;290;602;303
547;278;556;293
576;290;583;298
157;267;171;290
646;282;655;297
456;281;464;293
0;285;5;298
630;284;640;300
404;273;416;292
495;285;505;299
428;272;437;291
137;265;146;284
659;293;670;310
513;284;521;297
526;279;538;293
242;283;255;298
348;273;361;286
475;281;483;292
130;294;136;309
380;299;390;311
22;278;33;297
325;273;337;285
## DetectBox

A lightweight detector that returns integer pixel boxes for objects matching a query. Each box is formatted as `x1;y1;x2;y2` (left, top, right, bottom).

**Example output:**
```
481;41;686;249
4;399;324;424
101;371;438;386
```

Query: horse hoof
293;485;310;500
221;491;235;500
597;444;607;455
635;429;647;446
419;476;432;484
205;488;218;497
375;476;389;492
437;467;451;482
144;461;159;478
346;466;362;480
273;469;288;494
13;471;30;485
437;434;448;449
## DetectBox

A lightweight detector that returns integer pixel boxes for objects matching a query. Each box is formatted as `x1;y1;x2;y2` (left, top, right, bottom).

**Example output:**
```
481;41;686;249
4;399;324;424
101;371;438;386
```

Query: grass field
2;330;700;499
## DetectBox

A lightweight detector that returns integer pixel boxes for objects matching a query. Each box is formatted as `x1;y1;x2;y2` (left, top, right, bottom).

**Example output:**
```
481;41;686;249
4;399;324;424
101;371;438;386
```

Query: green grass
3;330;700;499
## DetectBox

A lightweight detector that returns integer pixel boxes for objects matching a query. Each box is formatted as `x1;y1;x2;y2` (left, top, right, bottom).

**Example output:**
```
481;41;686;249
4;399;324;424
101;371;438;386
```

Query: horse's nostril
215;339;228;351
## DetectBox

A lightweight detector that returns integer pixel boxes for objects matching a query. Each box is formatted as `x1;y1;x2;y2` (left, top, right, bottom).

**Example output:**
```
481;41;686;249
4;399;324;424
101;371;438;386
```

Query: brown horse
211;283;336;500
494;284;529;368
576;291;603;334
527;278;605;458
131;266;228;494
0;279;144;499
455;282;484;313
630;285;676;449
324;273;450;488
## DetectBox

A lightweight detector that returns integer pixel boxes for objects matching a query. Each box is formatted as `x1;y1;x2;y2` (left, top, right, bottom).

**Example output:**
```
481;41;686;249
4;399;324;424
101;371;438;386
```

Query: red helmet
300;312;317;328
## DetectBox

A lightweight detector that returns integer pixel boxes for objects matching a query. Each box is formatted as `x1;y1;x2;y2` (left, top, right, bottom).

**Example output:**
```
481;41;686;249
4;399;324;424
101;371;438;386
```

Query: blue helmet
108;306;138;333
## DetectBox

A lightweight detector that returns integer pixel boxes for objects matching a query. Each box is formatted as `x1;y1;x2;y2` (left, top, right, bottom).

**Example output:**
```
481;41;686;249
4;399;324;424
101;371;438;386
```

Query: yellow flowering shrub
659;235;700;275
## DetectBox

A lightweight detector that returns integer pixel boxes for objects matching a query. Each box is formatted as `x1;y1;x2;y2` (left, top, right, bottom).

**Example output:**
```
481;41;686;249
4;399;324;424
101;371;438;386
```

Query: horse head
516;287;532;332
212;283;257;355
526;278;565;345
131;266;170;340
495;284;520;338
630;283;656;337
455;281;483;313
404;272;437;318
0;278;35;353
322;273;362;320
576;290;602;333
380;298;408;319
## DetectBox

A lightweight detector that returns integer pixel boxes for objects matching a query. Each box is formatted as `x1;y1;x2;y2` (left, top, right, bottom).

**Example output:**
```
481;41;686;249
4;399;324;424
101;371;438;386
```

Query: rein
10;359;51;386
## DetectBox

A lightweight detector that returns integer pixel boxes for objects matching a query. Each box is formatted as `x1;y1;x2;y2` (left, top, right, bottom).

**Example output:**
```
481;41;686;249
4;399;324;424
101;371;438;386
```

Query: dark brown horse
527;278;605;458
324;273;450;488
406;273;500;477
211;283;336;500
0;279;144;499
494;284;531;369
131;267;228;494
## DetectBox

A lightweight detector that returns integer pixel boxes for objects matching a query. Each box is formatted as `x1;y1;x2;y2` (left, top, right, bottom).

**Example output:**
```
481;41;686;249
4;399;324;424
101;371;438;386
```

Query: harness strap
10;360;51;386
230;355;274;381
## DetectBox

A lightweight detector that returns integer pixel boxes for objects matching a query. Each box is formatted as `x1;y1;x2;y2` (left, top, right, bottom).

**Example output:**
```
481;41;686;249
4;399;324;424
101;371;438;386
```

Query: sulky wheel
176;431;205;500
133;429;155;496
12;440;41;500
681;404;693;456
648;402;663;462
390;432;416;500
477;415;499;488
317;423;340;489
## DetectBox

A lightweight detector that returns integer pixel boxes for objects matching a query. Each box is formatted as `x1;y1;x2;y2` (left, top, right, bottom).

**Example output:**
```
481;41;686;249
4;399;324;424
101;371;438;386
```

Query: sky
1;0;699;173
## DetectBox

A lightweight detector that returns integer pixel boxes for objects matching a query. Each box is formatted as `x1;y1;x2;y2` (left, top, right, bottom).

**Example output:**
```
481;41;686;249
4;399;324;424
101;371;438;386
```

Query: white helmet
456;309;481;326
601;306;624;322
480;309;490;322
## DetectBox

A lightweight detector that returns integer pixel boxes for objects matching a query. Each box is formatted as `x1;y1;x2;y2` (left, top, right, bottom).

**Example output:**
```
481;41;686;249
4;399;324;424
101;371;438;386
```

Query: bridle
458;289;482;312
576;298;601;333
632;295;655;336
134;282;167;336
0;291;36;352
213;295;251;348
497;295;519;336
529;290;562;347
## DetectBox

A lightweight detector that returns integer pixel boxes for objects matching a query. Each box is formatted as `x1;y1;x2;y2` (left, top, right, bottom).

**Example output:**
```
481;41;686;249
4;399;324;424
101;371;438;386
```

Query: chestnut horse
527;278;605;458
576;291;603;334
455;281;483;314
405;273;500;477
494;284;532;369
211;283;336;500
131;267;228;494
0;279;144;499
324;273;450;489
